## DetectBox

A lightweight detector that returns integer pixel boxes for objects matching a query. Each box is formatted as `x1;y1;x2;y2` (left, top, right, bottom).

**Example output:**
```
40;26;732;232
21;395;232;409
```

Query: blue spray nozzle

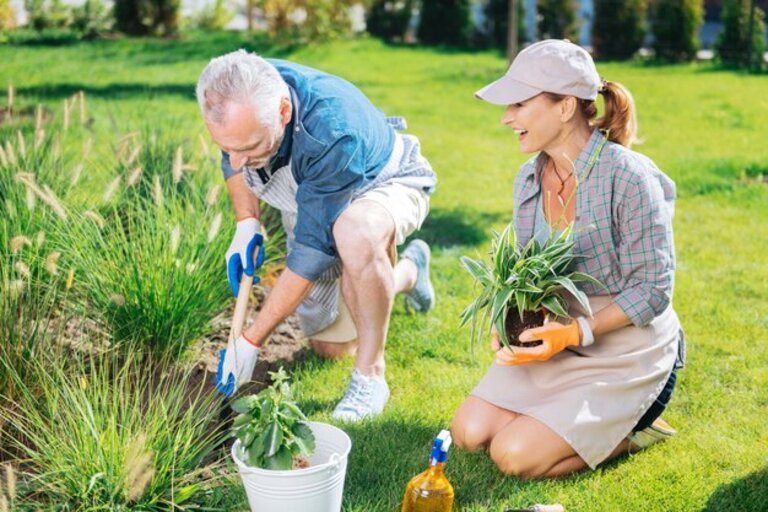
430;430;453;465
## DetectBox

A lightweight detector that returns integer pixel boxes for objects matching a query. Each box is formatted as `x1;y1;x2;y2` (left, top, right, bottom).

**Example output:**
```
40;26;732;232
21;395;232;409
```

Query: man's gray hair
196;49;289;126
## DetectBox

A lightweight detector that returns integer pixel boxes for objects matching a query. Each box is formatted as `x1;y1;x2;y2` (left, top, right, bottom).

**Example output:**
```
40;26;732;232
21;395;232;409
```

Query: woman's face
500;94;565;154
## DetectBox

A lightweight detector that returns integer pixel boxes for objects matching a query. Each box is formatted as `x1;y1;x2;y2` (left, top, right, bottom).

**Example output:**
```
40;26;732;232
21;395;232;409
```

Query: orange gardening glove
494;320;581;366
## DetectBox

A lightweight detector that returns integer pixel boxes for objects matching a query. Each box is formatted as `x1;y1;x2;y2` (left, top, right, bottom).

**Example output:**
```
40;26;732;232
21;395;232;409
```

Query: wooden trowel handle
229;274;253;343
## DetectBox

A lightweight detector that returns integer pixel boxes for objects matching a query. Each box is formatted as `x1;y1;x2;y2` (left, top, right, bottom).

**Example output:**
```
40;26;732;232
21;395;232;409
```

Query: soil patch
504;310;545;347
188;285;309;424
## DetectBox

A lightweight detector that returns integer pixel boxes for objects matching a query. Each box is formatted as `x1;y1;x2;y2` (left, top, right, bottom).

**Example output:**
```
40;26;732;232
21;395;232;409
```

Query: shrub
651;0;703;62
715;0;767;67
417;0;472;46
0;0;15;30
257;0;361;43
460;223;600;350
483;0;526;50
366;0;414;42
537;0;579;41
302;0;362;41
188;0;235;31
592;0;647;60
71;0;113;38
23;0;70;31
0;352;226;509
113;0;181;36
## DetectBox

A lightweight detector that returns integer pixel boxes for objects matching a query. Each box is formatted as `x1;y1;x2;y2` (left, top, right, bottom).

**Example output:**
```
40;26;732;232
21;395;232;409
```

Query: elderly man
196;50;437;422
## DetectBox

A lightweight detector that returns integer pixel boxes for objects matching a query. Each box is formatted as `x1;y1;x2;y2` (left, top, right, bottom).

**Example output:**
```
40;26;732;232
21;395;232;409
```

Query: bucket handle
326;453;342;473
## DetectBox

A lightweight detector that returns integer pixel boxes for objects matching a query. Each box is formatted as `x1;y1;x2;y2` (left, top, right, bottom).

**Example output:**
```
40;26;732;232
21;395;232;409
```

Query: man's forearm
243;268;313;345
227;174;261;221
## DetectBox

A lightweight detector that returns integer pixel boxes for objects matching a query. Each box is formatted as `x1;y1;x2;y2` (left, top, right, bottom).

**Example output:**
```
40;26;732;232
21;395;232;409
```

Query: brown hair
544;80;638;147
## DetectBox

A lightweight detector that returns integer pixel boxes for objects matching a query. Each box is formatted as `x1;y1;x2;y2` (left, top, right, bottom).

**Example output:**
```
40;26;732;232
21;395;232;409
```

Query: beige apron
471;295;680;469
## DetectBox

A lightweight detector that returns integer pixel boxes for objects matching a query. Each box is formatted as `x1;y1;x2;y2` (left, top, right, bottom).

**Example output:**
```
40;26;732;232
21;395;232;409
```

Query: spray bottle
401;430;455;512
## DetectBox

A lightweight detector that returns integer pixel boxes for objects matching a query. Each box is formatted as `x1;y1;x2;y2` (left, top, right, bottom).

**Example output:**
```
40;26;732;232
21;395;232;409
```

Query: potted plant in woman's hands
230;368;352;512
460;222;601;349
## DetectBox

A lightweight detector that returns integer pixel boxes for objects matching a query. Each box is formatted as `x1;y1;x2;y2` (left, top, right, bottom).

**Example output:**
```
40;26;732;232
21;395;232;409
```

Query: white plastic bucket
232;421;352;512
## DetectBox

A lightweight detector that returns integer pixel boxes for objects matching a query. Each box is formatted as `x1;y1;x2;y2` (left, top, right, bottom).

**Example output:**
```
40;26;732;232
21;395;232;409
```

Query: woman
451;40;685;478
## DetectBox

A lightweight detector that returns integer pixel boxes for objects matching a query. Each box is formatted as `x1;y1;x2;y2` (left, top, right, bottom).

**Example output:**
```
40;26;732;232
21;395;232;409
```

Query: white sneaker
331;370;390;422
627;417;677;452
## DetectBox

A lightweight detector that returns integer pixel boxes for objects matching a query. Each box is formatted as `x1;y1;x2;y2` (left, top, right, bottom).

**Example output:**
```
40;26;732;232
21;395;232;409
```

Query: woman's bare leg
489;415;632;478
451;396;520;452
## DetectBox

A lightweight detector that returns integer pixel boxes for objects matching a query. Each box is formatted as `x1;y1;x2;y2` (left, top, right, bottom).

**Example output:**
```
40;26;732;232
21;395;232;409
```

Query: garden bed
192;285;309;401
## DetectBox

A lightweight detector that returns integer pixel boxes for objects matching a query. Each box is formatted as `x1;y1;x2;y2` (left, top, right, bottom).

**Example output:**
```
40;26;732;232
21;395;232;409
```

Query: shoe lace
337;374;374;414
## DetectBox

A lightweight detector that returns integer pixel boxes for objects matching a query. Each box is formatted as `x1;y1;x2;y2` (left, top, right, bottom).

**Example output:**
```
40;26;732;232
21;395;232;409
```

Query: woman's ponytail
595;80;637;147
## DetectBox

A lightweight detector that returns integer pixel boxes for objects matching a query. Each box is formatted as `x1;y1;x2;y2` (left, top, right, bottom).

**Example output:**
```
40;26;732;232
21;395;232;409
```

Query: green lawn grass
2;32;767;511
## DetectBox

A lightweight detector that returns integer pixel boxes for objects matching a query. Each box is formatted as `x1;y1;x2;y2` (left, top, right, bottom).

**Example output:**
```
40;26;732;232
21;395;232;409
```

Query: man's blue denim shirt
221;59;396;282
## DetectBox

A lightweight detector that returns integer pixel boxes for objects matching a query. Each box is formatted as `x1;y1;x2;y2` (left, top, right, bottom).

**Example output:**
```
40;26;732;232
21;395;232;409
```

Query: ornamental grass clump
63;178;233;359
1;127;74;263
0;351;226;510
232;368;316;471
0;245;65;448
1;126;79;433
110;129;202;209
460;222;601;349
60;129;286;359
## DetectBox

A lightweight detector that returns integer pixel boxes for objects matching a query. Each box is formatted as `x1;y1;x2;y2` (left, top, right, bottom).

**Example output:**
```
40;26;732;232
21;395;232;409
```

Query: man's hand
216;334;261;397
494;320;581;366
226;218;265;296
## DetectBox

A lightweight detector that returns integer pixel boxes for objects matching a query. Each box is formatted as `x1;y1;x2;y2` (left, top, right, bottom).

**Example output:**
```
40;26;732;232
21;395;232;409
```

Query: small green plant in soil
460;222;601;349
231;367;316;471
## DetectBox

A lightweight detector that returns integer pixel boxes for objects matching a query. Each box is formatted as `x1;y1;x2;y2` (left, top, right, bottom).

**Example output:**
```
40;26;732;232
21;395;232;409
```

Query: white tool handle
533;505;565;512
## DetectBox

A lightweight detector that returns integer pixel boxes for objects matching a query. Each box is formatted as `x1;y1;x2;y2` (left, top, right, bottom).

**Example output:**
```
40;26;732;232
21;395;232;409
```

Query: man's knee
310;339;358;359
333;202;394;270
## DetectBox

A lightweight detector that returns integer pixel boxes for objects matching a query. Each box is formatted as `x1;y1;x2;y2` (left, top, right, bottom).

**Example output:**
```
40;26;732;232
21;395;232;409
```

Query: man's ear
280;96;292;126
560;96;578;123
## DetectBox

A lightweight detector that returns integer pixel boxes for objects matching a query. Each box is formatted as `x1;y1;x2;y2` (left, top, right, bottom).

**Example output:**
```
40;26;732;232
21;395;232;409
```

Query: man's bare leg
332;200;396;377
310;255;418;360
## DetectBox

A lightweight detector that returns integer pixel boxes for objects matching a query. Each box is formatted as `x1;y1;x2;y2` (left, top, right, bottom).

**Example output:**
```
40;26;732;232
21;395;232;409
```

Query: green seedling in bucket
231;367;316;470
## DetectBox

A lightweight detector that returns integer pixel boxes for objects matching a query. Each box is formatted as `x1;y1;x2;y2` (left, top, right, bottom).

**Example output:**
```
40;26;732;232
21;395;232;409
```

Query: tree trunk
507;0;519;62
246;0;254;31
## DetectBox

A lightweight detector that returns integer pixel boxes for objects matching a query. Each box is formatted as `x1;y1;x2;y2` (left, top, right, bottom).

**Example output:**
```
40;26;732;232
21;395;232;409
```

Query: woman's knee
489;435;545;479
451;404;493;452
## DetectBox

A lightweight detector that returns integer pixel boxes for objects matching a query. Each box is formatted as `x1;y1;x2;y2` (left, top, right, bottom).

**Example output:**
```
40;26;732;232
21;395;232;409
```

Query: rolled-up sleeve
287;134;365;281
614;171;676;327
220;151;242;180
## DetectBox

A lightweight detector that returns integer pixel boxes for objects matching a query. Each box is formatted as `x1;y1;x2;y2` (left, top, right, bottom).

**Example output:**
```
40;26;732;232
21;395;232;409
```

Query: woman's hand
490;325;501;351
494;320;581;366
490;326;518;365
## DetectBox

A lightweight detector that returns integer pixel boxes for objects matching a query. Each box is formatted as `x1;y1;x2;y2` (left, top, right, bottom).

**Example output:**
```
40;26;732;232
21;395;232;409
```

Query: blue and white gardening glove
216;334;261;397
226;217;265;297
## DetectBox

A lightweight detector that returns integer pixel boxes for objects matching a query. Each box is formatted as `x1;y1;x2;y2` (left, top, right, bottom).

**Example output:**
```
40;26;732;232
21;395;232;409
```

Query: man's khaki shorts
311;182;430;343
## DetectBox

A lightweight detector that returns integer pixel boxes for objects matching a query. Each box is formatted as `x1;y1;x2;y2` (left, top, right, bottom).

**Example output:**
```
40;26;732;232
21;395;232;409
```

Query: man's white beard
246;124;286;169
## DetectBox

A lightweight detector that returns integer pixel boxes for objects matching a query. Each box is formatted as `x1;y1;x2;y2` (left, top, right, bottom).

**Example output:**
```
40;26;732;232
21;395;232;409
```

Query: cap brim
475;75;542;105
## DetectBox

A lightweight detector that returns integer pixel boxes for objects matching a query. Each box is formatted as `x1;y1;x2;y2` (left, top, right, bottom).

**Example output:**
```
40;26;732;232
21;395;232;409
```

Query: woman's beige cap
475;39;601;105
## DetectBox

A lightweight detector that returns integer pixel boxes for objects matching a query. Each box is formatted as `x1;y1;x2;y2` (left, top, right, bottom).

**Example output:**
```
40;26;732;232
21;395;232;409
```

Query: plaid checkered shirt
513;129;677;327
